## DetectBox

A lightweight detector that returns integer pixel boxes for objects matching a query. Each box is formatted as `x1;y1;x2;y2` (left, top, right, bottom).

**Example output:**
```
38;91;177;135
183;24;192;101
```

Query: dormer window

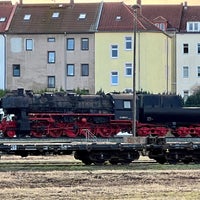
187;22;200;32
153;16;167;31
155;23;166;31
0;17;6;22
116;16;121;21
24;14;31;21
52;12;60;18
79;13;86;20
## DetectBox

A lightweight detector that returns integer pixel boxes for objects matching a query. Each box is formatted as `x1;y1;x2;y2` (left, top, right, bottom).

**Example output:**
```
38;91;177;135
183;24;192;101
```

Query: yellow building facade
95;31;174;94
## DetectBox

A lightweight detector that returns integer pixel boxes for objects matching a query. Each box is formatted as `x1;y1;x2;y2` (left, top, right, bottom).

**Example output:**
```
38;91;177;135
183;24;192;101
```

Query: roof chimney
19;0;23;4
70;0;74;5
184;1;188;10
137;0;141;6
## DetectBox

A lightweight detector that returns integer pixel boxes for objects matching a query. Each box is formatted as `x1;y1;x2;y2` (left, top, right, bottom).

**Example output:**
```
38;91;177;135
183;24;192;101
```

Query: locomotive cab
111;94;139;120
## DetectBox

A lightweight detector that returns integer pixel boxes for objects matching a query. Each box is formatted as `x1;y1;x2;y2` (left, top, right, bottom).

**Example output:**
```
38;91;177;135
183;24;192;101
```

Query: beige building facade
6;2;100;93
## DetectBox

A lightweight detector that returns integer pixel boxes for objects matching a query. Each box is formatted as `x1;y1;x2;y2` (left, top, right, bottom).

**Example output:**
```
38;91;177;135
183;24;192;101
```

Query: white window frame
125;63;132;76
111;71;119;85
187;21;200;32
125;36;132;50
183;66;189;78
111;45;118;58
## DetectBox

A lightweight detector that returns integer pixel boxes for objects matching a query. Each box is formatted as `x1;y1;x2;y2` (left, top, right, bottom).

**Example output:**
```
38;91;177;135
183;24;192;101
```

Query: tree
185;87;200;106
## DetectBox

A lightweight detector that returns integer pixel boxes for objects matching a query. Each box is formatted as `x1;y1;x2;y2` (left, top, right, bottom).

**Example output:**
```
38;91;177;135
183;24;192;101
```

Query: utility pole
132;4;140;137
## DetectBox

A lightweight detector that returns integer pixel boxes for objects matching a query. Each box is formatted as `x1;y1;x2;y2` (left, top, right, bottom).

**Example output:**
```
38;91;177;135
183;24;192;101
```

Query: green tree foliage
185;90;200;107
0;90;7;98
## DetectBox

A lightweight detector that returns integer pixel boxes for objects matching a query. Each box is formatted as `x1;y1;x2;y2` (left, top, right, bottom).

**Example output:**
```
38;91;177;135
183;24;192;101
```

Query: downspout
138;31;141;91
3;34;6;90
166;36;169;94
64;32;67;91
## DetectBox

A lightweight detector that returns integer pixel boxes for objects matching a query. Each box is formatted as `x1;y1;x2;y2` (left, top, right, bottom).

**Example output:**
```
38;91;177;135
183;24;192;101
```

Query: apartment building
6;2;101;93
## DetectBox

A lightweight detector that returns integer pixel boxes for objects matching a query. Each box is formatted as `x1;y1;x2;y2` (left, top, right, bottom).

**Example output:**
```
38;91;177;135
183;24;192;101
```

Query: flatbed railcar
0;136;200;165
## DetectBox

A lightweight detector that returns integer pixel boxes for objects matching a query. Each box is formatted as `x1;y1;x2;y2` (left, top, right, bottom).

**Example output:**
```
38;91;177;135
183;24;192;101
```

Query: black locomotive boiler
1;88;200;138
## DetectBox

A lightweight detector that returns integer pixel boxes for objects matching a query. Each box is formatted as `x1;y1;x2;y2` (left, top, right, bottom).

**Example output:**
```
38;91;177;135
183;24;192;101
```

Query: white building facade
0;35;5;90
176;30;200;100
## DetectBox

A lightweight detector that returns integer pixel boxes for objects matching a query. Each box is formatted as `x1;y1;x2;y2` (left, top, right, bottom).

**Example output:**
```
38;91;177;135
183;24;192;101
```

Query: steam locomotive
0;88;200;138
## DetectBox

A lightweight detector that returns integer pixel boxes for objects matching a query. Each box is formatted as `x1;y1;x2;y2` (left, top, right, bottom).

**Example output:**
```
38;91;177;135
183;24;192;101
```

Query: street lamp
132;4;140;137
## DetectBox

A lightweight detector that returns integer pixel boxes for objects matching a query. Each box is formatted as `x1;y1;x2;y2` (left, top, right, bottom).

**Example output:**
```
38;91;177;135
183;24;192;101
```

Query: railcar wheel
48;126;62;138
109;159;119;165
182;159;191;164
64;129;79;138
96;127;115;138
82;159;92;165
155;158;166;164
168;159;178;165
93;160;105;165
31;130;44;138
121;159;132;165
6;130;16;138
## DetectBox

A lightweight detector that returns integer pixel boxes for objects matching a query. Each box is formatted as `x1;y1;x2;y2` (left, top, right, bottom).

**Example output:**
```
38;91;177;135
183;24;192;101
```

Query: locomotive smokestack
18;88;24;96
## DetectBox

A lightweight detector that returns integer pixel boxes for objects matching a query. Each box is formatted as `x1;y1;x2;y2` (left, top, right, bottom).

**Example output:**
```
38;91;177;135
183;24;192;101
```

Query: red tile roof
0;1;14;33
141;4;183;31
8;3;100;34
180;6;200;31
98;2;160;32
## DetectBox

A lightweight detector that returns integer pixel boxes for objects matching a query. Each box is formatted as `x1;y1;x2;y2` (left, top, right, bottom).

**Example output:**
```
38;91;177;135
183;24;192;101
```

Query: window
52;12;59;18
48;37;55;42
116;16;122;21
67;38;74;50
197;43;200;54
0;17;6;22
111;45;118;58
187;22;200;32
81;64;89;76
111;71;118;85
24;14;31;21
183;66;189;78
125;37;132;50
48;76;55;88
26;39;33;51
183;44;189;54
79;13;86;19
81;38;89;50
124;100;131;109
125;63;132;76
67;64;75;76
48;51;55;63
198;66;200;77
13;64;20;77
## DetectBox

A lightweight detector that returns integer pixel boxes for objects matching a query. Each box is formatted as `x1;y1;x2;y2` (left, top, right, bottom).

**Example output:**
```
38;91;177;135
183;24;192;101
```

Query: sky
10;0;200;5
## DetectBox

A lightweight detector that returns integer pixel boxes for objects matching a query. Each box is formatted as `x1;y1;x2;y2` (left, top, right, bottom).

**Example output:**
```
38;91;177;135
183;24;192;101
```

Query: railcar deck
0;137;200;165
